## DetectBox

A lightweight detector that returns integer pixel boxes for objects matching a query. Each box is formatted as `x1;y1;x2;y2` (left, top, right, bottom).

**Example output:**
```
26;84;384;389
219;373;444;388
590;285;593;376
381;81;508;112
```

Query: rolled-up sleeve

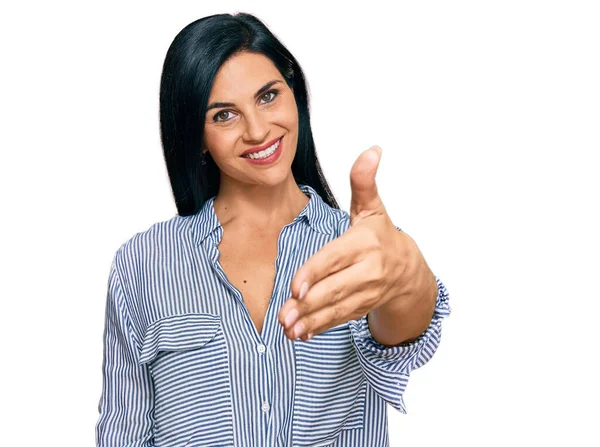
349;275;451;413
96;254;155;446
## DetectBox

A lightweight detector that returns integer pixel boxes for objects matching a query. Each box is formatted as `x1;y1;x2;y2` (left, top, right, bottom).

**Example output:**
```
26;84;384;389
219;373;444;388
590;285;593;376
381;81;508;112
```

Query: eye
213;110;234;123
212;89;280;123
260;89;279;103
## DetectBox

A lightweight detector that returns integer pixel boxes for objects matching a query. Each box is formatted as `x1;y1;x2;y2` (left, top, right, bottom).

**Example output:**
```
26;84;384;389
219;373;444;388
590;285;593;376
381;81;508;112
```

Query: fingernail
293;321;305;339
299;282;309;300
284;308;299;328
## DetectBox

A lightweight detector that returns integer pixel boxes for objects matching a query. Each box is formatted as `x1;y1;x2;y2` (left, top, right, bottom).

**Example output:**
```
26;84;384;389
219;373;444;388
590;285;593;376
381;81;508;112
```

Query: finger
286;281;376;341
290;255;376;320
280;257;362;331
284;262;380;340
280;230;381;330
290;227;367;301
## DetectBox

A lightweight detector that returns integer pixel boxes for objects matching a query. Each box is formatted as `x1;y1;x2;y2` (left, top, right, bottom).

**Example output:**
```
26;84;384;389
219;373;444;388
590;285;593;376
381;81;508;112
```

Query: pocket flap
138;313;221;365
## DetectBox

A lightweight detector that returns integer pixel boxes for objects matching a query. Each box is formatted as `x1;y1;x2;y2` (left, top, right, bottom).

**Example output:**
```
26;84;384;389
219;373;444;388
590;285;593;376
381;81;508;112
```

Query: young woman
96;12;451;447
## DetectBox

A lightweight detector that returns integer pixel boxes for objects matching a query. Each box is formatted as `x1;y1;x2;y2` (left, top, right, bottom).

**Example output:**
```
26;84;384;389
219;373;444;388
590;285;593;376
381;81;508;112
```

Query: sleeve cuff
348;276;451;412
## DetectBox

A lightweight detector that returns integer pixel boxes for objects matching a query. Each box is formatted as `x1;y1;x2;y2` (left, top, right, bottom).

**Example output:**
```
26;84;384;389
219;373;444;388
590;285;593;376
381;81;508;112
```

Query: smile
241;136;284;165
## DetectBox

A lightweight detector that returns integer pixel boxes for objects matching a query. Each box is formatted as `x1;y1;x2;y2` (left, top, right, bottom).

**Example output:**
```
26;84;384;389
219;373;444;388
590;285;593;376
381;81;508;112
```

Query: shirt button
258;344;266;354
262;401;270;413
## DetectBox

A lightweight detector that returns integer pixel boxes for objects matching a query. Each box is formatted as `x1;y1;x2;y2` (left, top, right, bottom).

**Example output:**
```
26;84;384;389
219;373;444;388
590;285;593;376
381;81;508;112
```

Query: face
202;51;299;189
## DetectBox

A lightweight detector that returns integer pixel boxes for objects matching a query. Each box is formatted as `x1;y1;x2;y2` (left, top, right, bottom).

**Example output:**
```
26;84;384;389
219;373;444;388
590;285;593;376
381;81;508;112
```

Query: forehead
209;52;282;98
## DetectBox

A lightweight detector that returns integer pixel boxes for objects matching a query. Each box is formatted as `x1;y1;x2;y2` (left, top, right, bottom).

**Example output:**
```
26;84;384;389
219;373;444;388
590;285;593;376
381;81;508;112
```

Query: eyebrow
206;80;282;112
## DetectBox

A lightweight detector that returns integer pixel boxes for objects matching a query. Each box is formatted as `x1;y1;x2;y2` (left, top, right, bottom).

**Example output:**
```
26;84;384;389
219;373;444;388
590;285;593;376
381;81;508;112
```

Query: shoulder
322;206;402;236
112;214;195;274
329;207;352;237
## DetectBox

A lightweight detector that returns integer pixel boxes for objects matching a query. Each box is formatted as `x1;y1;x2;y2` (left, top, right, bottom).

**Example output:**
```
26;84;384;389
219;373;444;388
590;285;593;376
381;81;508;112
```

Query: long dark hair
159;12;340;216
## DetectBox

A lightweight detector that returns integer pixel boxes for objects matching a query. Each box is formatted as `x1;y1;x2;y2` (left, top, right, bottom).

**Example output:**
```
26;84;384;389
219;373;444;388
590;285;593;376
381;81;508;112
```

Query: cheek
203;126;221;147
279;100;299;131
203;128;234;157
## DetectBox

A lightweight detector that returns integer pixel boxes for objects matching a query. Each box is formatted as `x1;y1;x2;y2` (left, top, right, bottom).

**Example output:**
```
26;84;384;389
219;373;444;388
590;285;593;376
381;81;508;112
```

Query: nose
242;109;269;143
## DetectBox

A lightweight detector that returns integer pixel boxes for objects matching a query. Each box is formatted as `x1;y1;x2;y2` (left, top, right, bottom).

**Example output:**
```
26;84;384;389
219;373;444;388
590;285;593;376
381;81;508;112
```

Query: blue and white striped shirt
96;183;451;447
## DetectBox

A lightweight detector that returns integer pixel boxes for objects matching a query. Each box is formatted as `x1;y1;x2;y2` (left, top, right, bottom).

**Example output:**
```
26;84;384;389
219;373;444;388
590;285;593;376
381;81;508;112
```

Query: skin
203;51;438;347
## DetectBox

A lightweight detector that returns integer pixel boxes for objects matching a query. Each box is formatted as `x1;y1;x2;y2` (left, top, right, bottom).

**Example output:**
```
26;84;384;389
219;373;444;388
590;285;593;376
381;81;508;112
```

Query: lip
241;135;283;165
240;136;283;156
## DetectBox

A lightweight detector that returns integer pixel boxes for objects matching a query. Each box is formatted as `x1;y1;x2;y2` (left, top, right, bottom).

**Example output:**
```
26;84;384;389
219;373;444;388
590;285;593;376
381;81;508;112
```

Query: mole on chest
217;235;280;335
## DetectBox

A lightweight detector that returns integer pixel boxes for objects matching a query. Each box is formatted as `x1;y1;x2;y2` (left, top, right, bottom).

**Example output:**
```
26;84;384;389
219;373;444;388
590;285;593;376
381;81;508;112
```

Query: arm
350;275;451;413
95;255;155;447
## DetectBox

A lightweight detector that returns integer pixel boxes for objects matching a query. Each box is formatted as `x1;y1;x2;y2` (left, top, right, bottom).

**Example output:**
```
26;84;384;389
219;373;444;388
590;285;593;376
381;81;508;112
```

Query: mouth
240;135;284;165
240;136;283;159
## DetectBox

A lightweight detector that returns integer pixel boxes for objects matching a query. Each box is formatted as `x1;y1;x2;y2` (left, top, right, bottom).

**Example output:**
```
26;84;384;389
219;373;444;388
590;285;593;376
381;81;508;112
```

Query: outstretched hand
278;146;416;341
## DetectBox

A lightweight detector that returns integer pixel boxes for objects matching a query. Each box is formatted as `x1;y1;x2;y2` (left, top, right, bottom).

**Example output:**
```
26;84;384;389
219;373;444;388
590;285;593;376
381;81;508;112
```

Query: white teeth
243;139;280;159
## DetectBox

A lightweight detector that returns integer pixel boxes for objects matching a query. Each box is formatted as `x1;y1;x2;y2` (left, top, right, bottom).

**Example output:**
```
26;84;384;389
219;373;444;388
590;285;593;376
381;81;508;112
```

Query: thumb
350;146;384;223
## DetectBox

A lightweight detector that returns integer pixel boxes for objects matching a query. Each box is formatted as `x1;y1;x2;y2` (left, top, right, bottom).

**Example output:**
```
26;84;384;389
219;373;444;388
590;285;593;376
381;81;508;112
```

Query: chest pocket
292;323;367;447
138;313;234;447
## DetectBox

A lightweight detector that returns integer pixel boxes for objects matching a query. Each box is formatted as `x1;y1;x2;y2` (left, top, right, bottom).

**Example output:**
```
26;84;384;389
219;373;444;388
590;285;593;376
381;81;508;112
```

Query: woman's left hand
278;146;422;342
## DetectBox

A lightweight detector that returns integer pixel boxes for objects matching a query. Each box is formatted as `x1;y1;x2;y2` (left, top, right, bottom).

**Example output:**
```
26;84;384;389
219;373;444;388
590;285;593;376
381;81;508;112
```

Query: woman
96;12;451;447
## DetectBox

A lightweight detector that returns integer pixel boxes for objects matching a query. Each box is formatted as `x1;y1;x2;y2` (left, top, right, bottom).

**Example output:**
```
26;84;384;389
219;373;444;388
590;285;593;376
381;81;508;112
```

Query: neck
213;175;310;233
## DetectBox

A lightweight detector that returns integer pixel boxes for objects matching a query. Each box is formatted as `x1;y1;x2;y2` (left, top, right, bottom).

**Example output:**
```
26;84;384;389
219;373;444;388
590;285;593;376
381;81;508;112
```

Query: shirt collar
189;183;336;245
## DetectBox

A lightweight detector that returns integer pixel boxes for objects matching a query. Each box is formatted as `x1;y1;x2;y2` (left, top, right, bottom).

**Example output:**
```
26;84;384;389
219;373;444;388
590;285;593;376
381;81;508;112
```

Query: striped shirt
96;183;452;447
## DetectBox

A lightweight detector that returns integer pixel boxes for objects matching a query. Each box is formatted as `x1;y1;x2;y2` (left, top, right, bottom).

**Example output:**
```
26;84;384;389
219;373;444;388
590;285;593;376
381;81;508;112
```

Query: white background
1;1;598;445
